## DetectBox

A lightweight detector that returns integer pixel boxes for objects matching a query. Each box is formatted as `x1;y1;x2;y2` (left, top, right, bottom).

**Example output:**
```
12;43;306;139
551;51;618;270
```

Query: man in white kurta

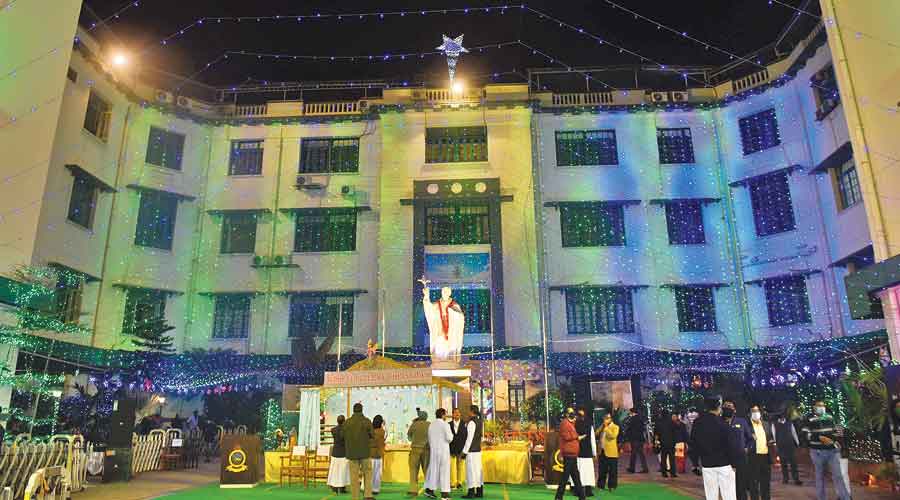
461;406;484;499
422;286;465;365
424;408;454;499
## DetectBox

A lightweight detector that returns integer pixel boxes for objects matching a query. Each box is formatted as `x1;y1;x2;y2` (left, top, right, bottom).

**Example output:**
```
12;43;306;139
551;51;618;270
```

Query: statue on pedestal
419;277;465;366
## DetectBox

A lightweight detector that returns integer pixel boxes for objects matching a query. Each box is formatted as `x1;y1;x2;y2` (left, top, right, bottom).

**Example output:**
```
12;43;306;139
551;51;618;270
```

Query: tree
131;317;176;353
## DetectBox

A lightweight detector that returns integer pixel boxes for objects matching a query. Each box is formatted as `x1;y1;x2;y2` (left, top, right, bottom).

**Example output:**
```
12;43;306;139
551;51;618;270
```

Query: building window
764;275;811;327
555;130;618;166
559;202;626;247
83;90;111;141
508;380;525;417
212;295;251;339
657;128;695;164
673;286;717;332
749;171;795;236
67;175;98;229
665;200;705;245
220;213;258;254
293;208;357;252
229;140;264;175
134;191;178;250
425;127;488;163
288;295;353;338
146;127;185;171
299;137;360;173
429;288;491;334
425;204;490;245
565;287;634;334
122;288;166;334
54;276;83;324
812;65;840;120
739;108;780;155
835;159;862;210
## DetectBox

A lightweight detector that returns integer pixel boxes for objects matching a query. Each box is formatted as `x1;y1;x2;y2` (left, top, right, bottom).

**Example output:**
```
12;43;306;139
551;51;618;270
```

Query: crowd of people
551;396;873;500
326;403;485;500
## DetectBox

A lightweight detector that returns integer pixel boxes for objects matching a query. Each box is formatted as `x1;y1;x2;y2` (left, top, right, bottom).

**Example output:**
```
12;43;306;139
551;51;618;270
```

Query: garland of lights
263;398;283;451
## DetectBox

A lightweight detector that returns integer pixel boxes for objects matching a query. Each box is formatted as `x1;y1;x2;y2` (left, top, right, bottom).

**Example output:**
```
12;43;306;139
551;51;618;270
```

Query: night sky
79;0;820;95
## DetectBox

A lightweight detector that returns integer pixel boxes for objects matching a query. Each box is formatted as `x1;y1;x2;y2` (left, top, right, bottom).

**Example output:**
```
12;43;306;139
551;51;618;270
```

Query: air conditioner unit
670;91;689;103
176;96;190;108
295;175;328;190
650;91;668;103
155;90;174;104
340;185;355;196
271;254;293;267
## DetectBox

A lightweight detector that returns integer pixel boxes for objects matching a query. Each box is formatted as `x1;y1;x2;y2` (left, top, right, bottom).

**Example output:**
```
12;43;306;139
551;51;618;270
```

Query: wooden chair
307;445;331;486
160;446;182;470
280;446;308;487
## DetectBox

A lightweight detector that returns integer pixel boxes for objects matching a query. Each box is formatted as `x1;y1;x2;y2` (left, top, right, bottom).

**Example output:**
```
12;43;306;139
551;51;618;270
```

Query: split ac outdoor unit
670;91;689;103
650;91;669;103
155;91;174;104
295;175;328;190
176;96;190;108
340;185;355;196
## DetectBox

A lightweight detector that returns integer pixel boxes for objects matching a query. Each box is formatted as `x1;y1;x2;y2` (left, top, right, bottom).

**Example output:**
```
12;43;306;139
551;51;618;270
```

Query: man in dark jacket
746;405;775;500
555;408;586;500
624;408;648;473
691;395;738;500
723;400;753;500
655;412;686;478
449;408;467;490
345;403;374;500
771;411;802;485
407;410;430;496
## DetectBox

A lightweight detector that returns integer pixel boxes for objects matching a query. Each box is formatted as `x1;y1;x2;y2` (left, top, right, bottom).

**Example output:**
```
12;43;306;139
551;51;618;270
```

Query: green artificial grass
156;482;693;500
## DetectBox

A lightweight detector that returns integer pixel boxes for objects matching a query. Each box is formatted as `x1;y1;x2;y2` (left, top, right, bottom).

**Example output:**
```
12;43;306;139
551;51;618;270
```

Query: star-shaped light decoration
436;34;468;83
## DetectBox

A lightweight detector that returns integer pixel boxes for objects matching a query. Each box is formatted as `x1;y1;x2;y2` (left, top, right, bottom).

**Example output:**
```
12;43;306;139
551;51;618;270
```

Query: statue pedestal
431;366;472;415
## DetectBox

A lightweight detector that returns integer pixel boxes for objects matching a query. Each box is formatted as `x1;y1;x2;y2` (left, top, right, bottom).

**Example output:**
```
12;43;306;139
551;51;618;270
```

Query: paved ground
72;461;219;500
69;456;898;500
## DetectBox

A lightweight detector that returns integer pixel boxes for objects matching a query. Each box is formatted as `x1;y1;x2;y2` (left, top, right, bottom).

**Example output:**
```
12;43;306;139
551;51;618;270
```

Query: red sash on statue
438;299;457;340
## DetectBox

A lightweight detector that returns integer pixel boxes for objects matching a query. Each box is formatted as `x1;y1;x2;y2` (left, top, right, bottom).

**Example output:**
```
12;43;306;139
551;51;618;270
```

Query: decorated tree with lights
131;317;176;354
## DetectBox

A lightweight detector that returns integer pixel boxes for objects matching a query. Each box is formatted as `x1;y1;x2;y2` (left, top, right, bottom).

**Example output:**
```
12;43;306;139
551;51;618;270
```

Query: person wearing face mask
746;405;775;500
771;408;801;486
684;408;701;476
801;401;850;500
690;395;739;500
722;400;753;500
555;408;586;500
596;412;619;493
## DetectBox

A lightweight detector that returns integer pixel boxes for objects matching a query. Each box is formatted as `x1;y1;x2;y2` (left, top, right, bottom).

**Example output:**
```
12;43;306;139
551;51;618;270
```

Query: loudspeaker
102;448;132;483
109;399;137;448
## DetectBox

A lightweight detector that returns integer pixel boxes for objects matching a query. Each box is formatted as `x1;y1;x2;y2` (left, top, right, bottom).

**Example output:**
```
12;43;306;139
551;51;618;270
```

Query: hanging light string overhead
86;0;143;32
227;41;517;63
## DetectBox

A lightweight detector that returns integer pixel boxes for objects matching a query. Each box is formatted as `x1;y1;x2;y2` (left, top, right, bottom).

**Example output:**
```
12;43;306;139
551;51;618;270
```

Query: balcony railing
230;104;268;117
732;68;771;94
302;101;362;116
552;92;614;107
412;88;483;104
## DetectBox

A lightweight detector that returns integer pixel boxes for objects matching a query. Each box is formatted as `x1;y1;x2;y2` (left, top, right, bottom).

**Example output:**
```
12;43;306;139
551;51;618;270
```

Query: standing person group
325;404;385;500
407;406;484;499
655;411;688;478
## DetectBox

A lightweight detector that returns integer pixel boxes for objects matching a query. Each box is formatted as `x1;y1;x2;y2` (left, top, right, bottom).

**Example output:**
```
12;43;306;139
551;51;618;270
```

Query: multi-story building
2;3;897;412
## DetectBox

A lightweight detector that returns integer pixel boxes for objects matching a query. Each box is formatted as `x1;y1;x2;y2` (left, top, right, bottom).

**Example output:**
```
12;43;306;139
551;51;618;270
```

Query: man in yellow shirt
596;413;620;493
747;405;776;500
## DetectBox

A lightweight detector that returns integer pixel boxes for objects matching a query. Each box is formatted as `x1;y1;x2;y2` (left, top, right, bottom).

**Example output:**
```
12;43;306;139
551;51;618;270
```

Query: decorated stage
264;441;531;484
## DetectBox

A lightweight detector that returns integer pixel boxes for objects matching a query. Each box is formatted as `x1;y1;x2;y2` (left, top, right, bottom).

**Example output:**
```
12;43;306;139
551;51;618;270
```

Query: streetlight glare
112;53;129;67
452;81;464;94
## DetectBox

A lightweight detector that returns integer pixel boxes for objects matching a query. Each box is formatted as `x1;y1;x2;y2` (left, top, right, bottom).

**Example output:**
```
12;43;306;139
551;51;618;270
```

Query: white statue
419;277;465;365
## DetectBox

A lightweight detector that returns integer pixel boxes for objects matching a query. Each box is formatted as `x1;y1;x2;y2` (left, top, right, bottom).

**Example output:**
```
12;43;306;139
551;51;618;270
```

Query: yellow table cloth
265;446;531;485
